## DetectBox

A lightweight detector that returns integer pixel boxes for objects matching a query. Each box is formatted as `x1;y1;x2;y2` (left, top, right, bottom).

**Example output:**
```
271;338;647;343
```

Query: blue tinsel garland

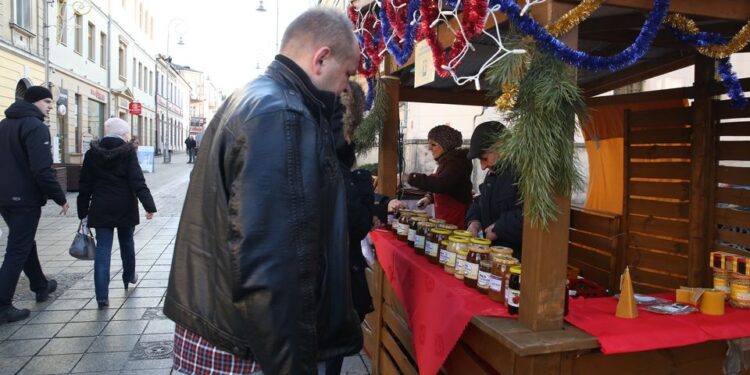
496;0;669;72
379;0;421;65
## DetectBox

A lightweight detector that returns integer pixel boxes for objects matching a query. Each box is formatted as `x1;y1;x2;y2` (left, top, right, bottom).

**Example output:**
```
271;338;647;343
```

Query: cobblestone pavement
0;152;372;374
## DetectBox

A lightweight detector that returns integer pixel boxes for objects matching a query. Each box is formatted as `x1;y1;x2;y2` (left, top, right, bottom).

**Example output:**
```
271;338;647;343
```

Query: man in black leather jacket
164;8;362;375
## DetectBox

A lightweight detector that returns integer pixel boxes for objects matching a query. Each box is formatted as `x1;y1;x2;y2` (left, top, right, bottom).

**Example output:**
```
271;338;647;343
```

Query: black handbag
69;221;96;260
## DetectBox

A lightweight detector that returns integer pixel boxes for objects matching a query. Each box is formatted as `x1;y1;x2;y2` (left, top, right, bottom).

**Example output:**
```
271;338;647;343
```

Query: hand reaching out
59;202;69;215
146;212;154;220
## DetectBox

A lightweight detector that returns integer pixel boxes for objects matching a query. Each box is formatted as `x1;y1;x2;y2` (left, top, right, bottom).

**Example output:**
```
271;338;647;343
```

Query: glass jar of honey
443;236;468;274
477;260;493;294
452;230;473;239
414;222;436;255
488;256;519;303
429;218;446;226
454;247;469;280
507;266;522;315
438;224;458;232
396;211;414;241
425;228;451;263
464;238;491;288
491;246;514;259
407;216;427;247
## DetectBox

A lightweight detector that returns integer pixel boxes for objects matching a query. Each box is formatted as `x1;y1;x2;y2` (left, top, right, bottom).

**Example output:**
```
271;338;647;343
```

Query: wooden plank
629;145;691;160
714;242;750;259
569;258;611;291
400;87;492;107
442;341;493;375
629;163;691;180
381;328;418;375
586;87;689;107
378;347;401;375
629;127;692;144
715;207;750;229
460;324;516;375
628;215;690;238
717;229;750;250
628;181;690;200
629;267;687;291
382;281;409;324
629;232;689;254
720;121;750;136
716;187;750;207
631;281;676;294
369;263;385;375
568;243;612;271
470;317;599;357
626;247;689;276
716;166;750;186
718;141;750;161
582;52;694;97
628;199;690;219
382;304;416;361
376;76;400;198
570;207;620;236
627;107;693;128
716;99;750;119
515;353;563;375
569;230;617;253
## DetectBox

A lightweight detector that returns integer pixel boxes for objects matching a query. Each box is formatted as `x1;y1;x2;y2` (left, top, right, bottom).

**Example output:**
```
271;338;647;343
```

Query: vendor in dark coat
465;121;524;258
406;125;473;228
77;118;156;309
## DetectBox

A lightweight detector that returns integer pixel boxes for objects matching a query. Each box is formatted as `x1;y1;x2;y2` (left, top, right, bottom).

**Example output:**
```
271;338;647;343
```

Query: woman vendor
405;125;473;228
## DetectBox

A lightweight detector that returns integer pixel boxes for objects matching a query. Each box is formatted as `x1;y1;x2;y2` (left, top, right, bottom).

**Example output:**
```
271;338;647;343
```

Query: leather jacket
164;56;362;374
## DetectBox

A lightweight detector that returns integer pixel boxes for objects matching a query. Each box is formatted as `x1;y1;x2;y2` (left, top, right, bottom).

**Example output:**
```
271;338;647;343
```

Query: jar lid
452;230;473;238
480;260;493;267
431;228;451;235
492;255;516;264
448;236;469;243
441;240;449;246
470;238;492;246
418;222;436;229
412;210;429;216
510;265;522;275
429;218;446;224
438;224;458;231
410;216;428;223
491;246;513;256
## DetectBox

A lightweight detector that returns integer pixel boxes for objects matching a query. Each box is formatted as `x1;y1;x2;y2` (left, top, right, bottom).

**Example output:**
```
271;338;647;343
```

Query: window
14;0;31;30
143;66;148;92
132;58;136;87
138;62;143;90
139;4;143;28
100;32;106;68
87;22;95;61
118;41;127;81
58;0;67;45
149;71;153;95
74;14;83;54
87;99;105;139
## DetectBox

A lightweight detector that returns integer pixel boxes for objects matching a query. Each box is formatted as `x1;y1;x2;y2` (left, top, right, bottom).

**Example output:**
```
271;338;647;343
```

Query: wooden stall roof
361;0;750;103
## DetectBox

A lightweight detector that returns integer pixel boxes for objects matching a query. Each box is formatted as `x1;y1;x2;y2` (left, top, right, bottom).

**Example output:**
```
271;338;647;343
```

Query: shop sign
119;97;130;109
129;102;142;115
157;95;167;107
90;88;106;101
414;40;436;88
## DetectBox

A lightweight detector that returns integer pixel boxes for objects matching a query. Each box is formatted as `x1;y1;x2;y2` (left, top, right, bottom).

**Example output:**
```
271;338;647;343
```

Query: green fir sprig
353;80;391;156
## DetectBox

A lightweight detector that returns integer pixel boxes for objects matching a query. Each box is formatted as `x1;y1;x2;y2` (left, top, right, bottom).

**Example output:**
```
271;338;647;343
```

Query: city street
0;152;372;374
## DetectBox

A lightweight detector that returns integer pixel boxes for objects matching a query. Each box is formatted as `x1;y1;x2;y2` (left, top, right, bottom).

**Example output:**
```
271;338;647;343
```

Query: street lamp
163;18;187;164
256;0;279;54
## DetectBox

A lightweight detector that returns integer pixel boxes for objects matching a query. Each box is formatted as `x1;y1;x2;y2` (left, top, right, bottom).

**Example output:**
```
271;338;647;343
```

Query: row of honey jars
394;209;429;238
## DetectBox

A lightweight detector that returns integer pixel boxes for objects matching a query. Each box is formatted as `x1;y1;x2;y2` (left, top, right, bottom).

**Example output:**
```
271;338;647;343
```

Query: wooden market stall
348;0;750;373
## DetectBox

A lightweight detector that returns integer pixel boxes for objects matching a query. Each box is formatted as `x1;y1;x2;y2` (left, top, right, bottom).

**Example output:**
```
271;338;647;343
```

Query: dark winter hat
467;121;506;159
427;125;463;151
23;86;53;103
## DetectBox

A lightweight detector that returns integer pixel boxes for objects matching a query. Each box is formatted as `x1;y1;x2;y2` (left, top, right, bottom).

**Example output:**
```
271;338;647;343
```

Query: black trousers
0;206;48;308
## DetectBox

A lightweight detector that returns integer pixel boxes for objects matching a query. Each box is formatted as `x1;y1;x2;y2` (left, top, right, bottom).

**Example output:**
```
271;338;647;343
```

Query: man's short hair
104;118;130;139
280;7;357;59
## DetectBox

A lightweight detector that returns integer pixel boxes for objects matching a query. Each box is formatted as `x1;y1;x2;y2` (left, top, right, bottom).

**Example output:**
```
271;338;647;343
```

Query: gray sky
150;0;319;95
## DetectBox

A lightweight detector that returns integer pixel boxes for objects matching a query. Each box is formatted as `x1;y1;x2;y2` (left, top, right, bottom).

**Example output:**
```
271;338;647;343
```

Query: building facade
176;66;222;138
155;55;190;155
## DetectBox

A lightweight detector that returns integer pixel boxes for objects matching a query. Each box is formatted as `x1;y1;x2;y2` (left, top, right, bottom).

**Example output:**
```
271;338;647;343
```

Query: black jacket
77;137;156;227
184;138;196;150
0;101;66;207
466;168;524;257
164;56;362;375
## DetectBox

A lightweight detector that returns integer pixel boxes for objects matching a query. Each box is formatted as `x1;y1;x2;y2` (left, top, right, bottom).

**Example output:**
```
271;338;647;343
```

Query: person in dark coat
406;125;473;228
77;118;156;309
0;86;68;325
184;136;196;163
465;121;524;258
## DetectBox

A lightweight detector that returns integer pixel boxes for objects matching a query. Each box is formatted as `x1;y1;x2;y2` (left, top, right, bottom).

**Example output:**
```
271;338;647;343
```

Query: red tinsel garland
349;4;384;78
384;0;409;40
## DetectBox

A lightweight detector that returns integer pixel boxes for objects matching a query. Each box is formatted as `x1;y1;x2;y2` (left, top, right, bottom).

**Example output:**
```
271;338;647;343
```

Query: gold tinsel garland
496;0;605;111
666;13;750;59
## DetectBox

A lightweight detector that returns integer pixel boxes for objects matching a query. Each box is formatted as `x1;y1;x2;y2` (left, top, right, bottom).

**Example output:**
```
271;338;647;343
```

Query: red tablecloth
565;293;750;354
370;230;511;375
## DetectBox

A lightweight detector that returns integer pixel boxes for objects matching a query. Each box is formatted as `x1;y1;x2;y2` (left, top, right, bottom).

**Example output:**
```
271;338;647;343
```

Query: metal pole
163;28;171;163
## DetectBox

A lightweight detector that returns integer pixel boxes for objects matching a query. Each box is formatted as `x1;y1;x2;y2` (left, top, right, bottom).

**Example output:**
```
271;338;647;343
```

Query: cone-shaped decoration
616;267;638;319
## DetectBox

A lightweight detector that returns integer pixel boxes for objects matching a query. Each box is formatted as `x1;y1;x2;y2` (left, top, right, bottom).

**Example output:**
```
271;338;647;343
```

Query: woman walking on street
77;118;157;309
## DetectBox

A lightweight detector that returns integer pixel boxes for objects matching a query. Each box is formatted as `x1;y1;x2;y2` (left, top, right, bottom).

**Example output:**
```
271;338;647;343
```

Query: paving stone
129;340;173;360
45;298;91;311
0;356;30;374
0;323;22;340
136;279;169;288
144;272;171;280
143;319;175;334
121;297;161;308
101;320;149;336
18;353;82;374
87;334;140;353
148;265;171;272
58;289;95;300
39;337;95;355
69;309;117;322
9;323;64;340
71;352;130;373
141;307;168;320
122;358;174;370
27;310;78;324
56;321;108;337
129;288;166;298
120;369;172;375
112;308;148;321
0;339;48;358
82;298;125;310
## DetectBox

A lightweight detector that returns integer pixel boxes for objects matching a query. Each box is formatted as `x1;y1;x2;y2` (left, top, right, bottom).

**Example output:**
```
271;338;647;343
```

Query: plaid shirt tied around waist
173;324;260;374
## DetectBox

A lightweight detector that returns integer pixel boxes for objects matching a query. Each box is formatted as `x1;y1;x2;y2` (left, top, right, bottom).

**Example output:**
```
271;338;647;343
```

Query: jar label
454;259;465;275
714;277;730;292
408;229;416;242
397;223;409;236
478;271;491;288
445;252;457;267
425;242;439;257
439;249;449;264
731;283;750;302
464;262;479;280
489;275;503;292
414;235;426;249
507;288;520;308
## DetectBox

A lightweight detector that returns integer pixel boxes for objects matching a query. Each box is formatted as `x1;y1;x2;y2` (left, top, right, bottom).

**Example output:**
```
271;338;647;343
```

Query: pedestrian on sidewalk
77;118;156;310
165;8;362;375
0;86;69;325
184;136;196;164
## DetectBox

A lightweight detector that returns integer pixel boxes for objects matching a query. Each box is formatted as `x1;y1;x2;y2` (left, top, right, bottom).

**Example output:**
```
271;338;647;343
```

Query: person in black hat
466;121;524;258
0;85;68;325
